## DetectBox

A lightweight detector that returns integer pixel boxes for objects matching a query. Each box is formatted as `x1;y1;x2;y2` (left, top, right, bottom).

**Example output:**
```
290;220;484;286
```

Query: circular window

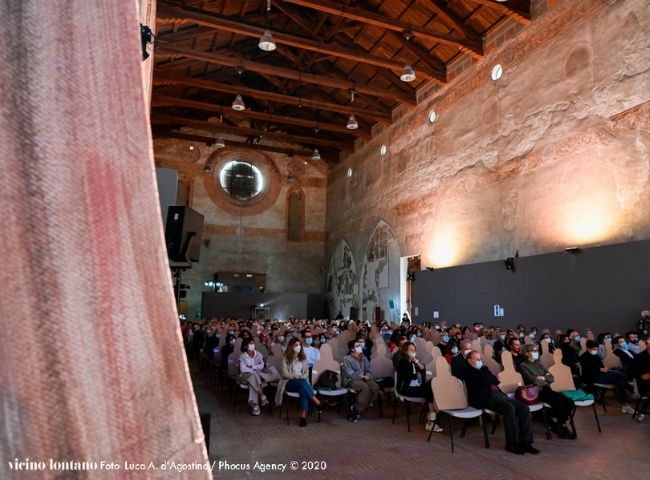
491;64;503;81
219;161;264;201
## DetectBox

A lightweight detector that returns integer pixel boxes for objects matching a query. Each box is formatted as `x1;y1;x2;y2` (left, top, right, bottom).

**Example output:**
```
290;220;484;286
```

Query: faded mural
361;221;401;324
326;240;358;319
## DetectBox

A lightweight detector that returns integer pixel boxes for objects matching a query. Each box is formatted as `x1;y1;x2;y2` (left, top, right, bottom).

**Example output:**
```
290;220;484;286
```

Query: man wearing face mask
465;351;539;455
560;330;582;377
625;331;642;355
302;330;321;371
343;340;381;422
451;339;472;381
492;331;508;364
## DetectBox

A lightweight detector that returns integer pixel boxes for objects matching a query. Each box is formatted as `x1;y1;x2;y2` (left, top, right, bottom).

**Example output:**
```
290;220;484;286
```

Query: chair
482;344;502;376
392;372;426;432
631;378;649;421
370;352;395;396
579;337;588;354
549;352;602;435
539;339;554;370
313;348;349;414
498;352;551;439
429;357;488;452
596;343;621;412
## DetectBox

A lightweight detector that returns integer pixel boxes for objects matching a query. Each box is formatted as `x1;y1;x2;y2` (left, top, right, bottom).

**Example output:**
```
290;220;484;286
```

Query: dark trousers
400;381;433;404
486;391;533;445
539;386;574;423
285;379;315;412
594;370;628;404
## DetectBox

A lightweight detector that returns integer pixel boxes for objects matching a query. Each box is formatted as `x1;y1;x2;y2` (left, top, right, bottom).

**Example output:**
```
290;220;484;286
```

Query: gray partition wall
202;292;324;320
412;239;650;334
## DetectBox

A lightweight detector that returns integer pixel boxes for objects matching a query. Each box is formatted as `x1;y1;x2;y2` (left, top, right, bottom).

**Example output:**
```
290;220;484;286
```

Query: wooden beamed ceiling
152;0;533;164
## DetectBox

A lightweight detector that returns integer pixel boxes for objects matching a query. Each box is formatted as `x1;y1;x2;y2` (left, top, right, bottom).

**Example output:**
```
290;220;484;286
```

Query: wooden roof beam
282;0;483;58
152;114;353;150
418;0;484;41
156;44;416;105
467;0;531;25
157;1;445;82
154;70;393;121
152;94;371;138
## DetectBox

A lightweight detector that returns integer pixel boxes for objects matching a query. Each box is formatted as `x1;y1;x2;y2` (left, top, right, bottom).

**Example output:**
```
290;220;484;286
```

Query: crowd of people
181;311;650;454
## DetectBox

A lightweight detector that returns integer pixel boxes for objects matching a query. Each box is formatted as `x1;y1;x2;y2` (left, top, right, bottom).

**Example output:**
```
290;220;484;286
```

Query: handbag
314;370;339;390
515;384;540;405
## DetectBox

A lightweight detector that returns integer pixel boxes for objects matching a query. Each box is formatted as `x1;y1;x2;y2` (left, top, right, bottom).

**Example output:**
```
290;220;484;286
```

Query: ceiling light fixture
346;115;358;130
400;64;416;82
215;137;226;148
232;94;245;111
203;164;213;173
258;29;276;51
311;148;321;161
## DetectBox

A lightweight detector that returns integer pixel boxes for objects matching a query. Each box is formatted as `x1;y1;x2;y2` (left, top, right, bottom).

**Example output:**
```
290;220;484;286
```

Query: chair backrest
371;354;394;380
423;328;434;342
548;359;577;392
227;352;239;378
523;334;533;345
318;343;335;363
375;339;388;357
431;330;440;346
482;344;502;376
369;325;379;340
498;351;523;394
603;342;622;369
431;345;442;361
425;358;438;378
471;338;482;352
638;340;646;351
579;337;588;354
414;337;427;352
312;359;343;388
431;375;469;410
435;356;451;378
540;339;554;369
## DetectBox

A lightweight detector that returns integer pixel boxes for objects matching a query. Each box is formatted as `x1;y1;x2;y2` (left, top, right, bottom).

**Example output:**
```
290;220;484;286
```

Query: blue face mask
574;335;581;343
474;360;483;370
532;352;539;361
620;342;628;351
442;335;449;343
305;337;313;346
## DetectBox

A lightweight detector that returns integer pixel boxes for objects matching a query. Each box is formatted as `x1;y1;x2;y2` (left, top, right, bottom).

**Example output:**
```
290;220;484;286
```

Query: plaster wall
326;0;650;318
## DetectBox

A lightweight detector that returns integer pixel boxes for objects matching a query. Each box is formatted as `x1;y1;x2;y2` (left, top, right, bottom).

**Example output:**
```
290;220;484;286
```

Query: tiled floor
192;366;648;480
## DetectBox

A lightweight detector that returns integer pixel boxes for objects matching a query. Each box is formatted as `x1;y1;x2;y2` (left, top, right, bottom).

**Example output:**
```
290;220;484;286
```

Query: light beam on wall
429;229;461;268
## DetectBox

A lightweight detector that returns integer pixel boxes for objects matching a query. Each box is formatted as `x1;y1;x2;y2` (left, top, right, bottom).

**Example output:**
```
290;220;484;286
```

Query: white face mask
354;346;364;354
451;347;459;355
531;352;539;361
247;344;255;352
277;336;285;342
408;351;416;358
293;345;302;353
463;349;472;357
589;350;598;356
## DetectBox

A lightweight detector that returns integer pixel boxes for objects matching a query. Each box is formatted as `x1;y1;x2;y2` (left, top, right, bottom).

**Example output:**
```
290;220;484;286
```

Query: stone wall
155;142;327;317
326;0;650;317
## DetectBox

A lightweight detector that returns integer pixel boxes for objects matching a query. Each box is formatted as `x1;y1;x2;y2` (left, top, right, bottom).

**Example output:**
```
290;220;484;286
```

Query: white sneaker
426;421;443;433
251;405;261;416
636;414;645;422
621;405;635;414
260;395;269;407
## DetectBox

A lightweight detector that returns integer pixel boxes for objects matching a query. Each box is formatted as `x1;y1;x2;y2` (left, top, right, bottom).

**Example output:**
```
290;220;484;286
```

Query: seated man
508;337;524;372
613;335;637;376
580;340;634;414
625;331;642;355
465;350;539;455
343;339;381;422
302;329;321;380
631;338;650;419
560;330;582;378
451;339;472;381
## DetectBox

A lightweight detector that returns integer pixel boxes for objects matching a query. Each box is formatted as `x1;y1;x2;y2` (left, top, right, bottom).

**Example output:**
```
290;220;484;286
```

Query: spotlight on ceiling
346;114;358;130
311;148;321;161
504;257;516;272
258;30;276;51
232;94;245;111
215;137;226;148
400;64;416;82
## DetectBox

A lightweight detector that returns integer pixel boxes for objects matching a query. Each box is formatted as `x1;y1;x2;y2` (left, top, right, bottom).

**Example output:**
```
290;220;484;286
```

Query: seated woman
274;338;323;427
519;344;576;439
443;339;460;364
580;340;634;414
343;339;381;422
395;342;442;432
238;337;277;416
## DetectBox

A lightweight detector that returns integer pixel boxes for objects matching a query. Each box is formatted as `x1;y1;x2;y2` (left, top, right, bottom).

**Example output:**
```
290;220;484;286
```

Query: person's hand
641;373;650;381
600;367;609;373
537;376;545;381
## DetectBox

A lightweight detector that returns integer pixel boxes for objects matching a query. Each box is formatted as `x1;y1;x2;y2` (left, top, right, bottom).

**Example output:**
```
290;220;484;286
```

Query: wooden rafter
152;94;371;138
152;113;354;150
282;0;483;58
418;0;483;40
154;70;393;121
156;44;416;104
157;1;445;82
467;0;531;24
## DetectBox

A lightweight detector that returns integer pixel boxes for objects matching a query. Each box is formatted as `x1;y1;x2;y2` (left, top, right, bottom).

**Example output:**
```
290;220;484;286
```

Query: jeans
595;370;628;404
285;379;315;412
486;391;533;445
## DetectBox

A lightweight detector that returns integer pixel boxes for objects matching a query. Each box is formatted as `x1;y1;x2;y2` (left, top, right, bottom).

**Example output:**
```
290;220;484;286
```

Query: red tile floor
191;365;648;480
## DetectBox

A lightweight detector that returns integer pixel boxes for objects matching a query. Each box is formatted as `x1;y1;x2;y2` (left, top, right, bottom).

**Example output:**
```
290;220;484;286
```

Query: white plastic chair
392;372;426;432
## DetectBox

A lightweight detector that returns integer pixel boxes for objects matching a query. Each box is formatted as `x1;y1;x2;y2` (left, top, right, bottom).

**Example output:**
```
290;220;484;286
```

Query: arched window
287;189;305;242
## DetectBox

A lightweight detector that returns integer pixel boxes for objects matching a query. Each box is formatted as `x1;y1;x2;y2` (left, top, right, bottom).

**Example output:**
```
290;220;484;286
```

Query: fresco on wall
326;240;358;319
361;221;401;324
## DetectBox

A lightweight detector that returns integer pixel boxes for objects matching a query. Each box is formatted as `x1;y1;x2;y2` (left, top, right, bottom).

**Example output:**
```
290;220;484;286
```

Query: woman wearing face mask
275;338;323;427
444;339;460;364
436;331;450;355
519;344;576;439
342;339;381;422
238;337;270;416
395;342;443;433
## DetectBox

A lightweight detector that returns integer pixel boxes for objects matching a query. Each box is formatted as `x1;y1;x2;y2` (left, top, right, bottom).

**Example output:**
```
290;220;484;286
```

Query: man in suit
465;350;539;455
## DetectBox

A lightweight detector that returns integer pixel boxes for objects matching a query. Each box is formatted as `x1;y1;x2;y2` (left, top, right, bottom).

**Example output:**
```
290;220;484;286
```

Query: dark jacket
579;351;604;385
613;348;637;369
396;358;425;395
451;354;469;381
464;365;500;409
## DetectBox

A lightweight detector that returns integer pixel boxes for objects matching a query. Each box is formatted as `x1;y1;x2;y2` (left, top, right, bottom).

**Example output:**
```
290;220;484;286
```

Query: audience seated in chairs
343;339;381;422
395;342;442;432
238;337;278;416
274;337;323;427
464;350;539;455
519;344;576;439
580;340;634;414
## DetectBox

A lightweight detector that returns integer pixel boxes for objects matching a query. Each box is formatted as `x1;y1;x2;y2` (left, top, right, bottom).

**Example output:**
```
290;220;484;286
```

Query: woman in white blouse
275;337;323;427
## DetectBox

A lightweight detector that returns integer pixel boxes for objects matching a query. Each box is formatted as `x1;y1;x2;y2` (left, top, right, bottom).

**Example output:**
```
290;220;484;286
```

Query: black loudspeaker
165;206;204;262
